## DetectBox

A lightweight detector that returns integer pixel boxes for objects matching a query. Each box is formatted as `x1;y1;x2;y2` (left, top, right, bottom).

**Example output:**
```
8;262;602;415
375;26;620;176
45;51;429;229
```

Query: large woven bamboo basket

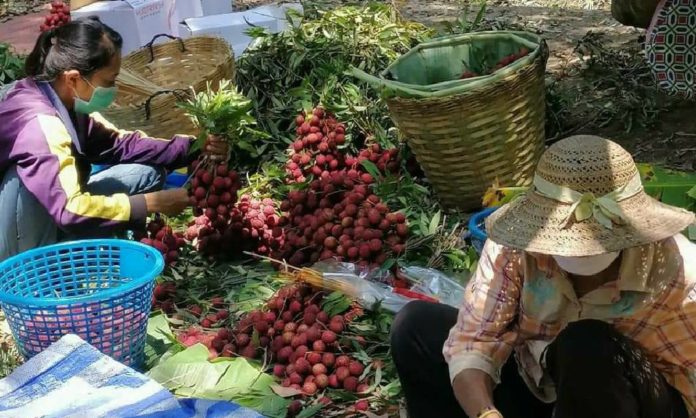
352;31;548;211
103;35;235;139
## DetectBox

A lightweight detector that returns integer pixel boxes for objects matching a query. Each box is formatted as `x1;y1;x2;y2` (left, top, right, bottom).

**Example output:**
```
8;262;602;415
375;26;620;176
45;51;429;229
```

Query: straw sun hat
486;135;695;257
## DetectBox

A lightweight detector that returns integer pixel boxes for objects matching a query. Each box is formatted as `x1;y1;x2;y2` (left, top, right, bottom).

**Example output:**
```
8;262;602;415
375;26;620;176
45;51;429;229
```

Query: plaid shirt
444;234;696;414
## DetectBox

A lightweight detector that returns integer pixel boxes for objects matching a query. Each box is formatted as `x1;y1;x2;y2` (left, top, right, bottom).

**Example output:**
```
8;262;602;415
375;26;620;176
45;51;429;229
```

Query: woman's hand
203;134;229;161
143;188;190;216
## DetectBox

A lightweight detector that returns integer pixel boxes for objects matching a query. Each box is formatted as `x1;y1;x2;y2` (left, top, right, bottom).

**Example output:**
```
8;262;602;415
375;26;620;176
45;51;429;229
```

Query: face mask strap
81;76;97;89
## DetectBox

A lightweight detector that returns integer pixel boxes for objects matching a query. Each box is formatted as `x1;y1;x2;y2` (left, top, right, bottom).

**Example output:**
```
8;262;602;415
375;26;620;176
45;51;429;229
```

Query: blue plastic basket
468;207;498;255
0;239;164;368
90;164;111;175
165;171;187;189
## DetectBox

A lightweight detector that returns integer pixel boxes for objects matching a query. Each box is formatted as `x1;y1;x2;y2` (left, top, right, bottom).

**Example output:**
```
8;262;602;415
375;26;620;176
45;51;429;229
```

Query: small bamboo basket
352;31;549;211
103;34;235;139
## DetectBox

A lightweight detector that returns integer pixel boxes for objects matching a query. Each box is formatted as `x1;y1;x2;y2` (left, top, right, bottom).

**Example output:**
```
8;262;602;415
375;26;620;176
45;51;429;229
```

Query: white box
200;0;234;16
72;1;142;55
168;0;204;36
179;10;277;57
72;0;173;55
249;3;303;31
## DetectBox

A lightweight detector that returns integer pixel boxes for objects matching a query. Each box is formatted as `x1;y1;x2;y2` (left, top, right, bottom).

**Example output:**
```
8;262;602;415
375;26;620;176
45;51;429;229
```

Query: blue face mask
73;77;117;114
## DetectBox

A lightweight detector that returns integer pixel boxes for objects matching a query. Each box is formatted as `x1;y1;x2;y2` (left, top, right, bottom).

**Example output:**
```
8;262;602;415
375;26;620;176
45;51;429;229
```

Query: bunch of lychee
279;188;408;269
185;162;242;256
140;218;186;265
178;326;236;360
188;161;241;218
286;107;346;183
152;282;177;314
40;1;70;33
277;107;409;268
226;195;286;256
264;286;371;397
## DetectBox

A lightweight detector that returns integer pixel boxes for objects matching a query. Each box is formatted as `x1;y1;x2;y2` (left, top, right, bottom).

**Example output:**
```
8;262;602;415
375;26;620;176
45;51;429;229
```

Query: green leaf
383;379;402;397
148;345;274;401
689;224;696;241
147;313;176;342
688;186;696;200
471;1;487;31
144;314;178;369
296;404;324;418
360;160;381;180
271;384;303;397
634;164;696;209
252;329;260;348
321;291;353;317
428;211;441;235
258;395;291;418
379;258;396;272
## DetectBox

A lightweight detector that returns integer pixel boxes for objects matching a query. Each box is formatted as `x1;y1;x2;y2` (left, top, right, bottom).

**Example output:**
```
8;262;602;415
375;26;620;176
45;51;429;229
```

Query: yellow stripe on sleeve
37;114;132;222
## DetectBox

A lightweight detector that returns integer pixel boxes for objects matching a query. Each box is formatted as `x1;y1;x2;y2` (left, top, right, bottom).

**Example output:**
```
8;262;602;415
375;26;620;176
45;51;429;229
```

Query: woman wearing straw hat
391;135;696;418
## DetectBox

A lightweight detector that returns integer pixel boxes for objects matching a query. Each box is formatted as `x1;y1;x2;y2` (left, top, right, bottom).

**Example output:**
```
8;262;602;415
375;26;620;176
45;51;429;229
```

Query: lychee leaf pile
236;4;433;159
0;43;25;86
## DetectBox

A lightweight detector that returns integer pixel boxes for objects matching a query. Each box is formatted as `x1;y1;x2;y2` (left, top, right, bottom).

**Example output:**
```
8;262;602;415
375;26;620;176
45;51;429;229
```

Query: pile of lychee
247;285;371;394
276;107;409;269
176;284;372;396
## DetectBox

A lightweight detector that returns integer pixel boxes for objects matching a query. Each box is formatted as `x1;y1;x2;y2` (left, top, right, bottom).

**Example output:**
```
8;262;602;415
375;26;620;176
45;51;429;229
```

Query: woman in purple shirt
0;17;227;260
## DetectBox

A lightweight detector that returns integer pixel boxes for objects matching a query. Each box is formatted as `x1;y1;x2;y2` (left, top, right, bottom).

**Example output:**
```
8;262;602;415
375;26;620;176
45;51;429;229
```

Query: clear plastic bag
310;260;466;313
398;266;466;308
311;260;410;313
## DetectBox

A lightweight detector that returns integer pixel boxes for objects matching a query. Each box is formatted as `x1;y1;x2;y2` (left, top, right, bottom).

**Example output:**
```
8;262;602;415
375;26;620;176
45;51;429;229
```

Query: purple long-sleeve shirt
0;78;193;233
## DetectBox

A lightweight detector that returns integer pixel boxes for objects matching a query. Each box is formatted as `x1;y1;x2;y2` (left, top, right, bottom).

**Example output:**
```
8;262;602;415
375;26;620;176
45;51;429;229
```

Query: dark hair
25;16;123;81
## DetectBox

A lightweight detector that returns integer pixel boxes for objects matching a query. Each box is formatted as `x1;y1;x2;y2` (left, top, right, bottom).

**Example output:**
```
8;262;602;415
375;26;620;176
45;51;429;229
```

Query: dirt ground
389;0;695;170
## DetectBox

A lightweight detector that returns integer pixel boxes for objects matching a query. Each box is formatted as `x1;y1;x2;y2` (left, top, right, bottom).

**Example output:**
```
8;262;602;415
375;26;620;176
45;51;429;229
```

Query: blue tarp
0;334;266;418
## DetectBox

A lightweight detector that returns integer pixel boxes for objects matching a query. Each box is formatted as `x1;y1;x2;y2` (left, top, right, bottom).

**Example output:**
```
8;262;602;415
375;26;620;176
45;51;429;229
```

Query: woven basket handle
143;89;191;120
144;34;186;64
538;38;550;66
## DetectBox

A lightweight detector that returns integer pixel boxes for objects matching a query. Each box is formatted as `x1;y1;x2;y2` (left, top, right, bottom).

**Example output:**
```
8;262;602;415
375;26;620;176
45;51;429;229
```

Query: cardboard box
168;0;203;35
200;0;234;16
72;0;199;54
72;1;143;55
248;3;303;31
179;10;277;57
